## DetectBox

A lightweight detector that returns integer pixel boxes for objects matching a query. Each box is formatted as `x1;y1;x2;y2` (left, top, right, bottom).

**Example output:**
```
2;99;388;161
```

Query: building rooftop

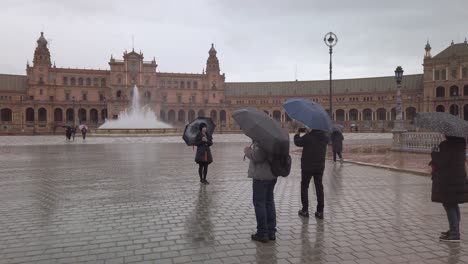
433;41;468;59
0;74;27;92
225;74;423;97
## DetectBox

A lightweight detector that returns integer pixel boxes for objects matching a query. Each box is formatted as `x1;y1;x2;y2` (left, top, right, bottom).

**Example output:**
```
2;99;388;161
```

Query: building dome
37;32;48;47
209;43;217;55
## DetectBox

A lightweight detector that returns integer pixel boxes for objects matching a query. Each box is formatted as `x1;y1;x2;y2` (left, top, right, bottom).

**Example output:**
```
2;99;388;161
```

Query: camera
298;127;306;133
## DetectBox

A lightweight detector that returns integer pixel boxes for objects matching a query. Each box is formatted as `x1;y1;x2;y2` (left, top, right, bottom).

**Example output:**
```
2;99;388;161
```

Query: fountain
94;85;177;136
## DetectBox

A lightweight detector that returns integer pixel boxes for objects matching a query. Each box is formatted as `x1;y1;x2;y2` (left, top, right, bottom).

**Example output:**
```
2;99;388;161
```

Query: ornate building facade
0;32;467;134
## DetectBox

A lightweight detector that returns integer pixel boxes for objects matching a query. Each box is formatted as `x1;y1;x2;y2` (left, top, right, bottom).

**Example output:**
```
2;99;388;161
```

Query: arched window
180;81;185;89
376;108;386;120
54;108;63;121
336;109;345;121
441;69;447;80
101;78;106;87
86;78;91;86
1;108;12;122
66;108;74;122
70;77;76;86
450;104;459;116
187;81;191;89
178;110;185;122
26;108;35;121
436;105;445;112
38;108;47;122
63;77;68;85
390;108;396;120
194;81;198;89
436;86;445;97
78;78;83;86
93;78;99;87
188;110;196;122
450;86;459;96
464;85;468;96
116;90;122;98
464;105;468;121
220;110;227;123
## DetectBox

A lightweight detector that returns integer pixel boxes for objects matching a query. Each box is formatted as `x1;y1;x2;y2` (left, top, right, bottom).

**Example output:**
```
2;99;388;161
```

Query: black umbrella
232;107;289;154
183;117;216;146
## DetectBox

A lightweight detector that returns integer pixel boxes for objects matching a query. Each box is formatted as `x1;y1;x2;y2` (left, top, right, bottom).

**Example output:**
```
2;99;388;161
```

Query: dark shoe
441;231;450;236
268;234;276;241
315;212;324;219
298;210;309;217
251;233;268;243
203;180;210;185
440;234;460;243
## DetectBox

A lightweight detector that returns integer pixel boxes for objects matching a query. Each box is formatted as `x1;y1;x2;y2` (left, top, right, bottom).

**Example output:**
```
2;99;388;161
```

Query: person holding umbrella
415;112;468;242
282;98;331;219
194;123;213;184
331;125;344;163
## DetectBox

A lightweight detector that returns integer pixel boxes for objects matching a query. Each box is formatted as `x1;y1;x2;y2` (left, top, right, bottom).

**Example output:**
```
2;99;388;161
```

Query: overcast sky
1;0;467;82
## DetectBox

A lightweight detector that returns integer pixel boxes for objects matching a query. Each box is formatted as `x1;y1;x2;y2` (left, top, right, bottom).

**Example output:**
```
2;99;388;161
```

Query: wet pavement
0;137;467;264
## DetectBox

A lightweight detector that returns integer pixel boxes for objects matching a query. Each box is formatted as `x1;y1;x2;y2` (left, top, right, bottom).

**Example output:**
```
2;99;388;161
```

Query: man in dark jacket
294;128;328;219
430;136;468;242
331;130;344;163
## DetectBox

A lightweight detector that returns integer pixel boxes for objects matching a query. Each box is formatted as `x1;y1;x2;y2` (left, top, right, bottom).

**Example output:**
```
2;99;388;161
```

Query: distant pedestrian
294;128;328;219
71;126;77;141
81;126;87;140
65;127;71;141
429;135;468;243
194;123;213;184
244;142;277;243
331;130;344;163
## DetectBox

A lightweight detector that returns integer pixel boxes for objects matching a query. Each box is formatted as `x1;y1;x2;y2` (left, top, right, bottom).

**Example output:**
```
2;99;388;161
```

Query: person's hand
244;146;252;155
202;137;207;142
296;128;301;135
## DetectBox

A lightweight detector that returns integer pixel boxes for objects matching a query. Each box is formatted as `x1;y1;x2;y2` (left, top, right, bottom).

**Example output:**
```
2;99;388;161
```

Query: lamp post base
392;120;407;150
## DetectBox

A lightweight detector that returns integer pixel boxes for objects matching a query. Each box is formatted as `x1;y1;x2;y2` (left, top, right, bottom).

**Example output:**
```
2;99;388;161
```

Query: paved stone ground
0;138;467;264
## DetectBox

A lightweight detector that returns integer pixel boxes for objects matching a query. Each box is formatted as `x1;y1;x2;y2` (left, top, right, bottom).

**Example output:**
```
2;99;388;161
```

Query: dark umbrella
414;112;468;138
282;98;332;131
232;107;289;154
331;124;344;132
183;117;216;146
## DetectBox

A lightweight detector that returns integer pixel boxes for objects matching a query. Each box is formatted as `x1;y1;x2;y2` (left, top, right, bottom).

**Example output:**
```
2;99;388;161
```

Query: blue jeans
253;179;277;237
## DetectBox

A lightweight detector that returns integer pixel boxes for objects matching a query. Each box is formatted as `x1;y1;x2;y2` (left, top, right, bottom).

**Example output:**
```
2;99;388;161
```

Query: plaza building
0;32;467;134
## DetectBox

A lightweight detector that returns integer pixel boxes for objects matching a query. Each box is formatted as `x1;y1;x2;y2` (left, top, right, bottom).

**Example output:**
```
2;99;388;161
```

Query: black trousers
333;151;342;162
198;163;209;181
301;169;324;213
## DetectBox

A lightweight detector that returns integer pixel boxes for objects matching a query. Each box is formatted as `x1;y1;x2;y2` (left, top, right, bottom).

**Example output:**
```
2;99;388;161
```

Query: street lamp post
324;32;338;120
72;96;76;126
392;66;407;149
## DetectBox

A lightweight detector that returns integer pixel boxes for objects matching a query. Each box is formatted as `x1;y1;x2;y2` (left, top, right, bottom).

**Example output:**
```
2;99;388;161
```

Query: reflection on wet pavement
0;140;467;263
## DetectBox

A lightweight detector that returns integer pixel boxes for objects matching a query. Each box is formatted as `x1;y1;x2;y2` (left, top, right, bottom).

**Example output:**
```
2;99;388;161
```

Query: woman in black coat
430;136;468;242
194;123;213;184
331;130;344;163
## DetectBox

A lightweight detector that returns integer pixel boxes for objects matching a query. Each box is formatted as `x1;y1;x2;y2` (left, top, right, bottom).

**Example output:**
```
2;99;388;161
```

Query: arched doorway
160;110;166;121
363;108;372;120
66;108;74;122
273;110;281;122
54;108;63;122
450;86;459;97
26;108;35;121
90;109;98;124
464;85;468;96
220;110;226;123
376;108;386;120
1;108;12;122
178;110;185;123
405;107;417;121
464;105;468;121
198;110;205;117
188;110;196;122
349;109;358;121
390;108;396;120
78;108;87;122
436;105;445;112
336;109;345;122
101;109;108;121
436;86;445;97
168;109;175;123
38;108;47;122
210;110;217;122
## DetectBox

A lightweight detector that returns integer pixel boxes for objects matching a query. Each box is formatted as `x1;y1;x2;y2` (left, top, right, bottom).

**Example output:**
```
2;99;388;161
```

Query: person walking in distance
194;123;213;184
294;127;328;219
331;129;344;163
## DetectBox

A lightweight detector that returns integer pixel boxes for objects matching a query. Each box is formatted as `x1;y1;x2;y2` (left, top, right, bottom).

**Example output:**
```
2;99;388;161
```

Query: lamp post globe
324;32;338;120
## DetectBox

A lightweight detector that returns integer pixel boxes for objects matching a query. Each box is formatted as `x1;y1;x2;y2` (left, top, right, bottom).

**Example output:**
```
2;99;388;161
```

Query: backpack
269;154;292;177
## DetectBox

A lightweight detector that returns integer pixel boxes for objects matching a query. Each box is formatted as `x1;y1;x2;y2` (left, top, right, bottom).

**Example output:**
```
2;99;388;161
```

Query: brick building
0;33;467;134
